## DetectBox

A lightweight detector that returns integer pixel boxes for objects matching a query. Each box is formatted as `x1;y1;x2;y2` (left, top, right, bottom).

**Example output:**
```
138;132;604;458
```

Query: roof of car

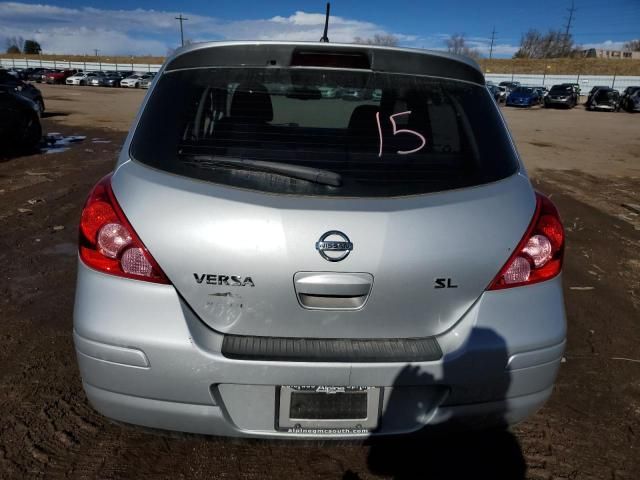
164;40;485;85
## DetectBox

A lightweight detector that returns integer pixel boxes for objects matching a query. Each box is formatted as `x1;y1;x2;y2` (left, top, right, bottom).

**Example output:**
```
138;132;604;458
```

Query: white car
498;86;508;102
66;72;101;86
120;75;149;88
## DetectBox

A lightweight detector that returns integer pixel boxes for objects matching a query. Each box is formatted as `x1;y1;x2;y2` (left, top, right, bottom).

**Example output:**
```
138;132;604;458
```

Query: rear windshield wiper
180;155;342;187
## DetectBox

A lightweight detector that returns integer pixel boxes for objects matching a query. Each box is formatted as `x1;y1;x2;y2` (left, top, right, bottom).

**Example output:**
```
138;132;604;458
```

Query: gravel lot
1;84;639;479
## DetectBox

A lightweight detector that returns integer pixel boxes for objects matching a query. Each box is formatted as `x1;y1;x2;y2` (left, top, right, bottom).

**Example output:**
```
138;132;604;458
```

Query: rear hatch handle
293;272;373;310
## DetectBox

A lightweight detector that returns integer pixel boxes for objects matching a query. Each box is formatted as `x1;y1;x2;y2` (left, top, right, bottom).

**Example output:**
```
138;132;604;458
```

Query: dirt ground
1;84;639;479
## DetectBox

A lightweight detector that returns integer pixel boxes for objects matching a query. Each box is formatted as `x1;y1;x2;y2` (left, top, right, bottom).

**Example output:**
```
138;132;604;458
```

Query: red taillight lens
488;192;564;290
79;175;169;284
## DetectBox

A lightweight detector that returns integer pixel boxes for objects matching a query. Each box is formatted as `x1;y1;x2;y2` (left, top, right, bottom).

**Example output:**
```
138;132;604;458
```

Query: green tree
23;40;42;55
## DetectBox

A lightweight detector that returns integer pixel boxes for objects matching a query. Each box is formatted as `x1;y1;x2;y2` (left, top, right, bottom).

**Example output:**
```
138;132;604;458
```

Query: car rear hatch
114;43;533;340
113;164;532;339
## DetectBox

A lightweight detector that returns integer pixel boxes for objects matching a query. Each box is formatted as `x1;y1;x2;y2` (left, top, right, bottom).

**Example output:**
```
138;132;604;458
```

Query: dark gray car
0;69;45;114
544;84;578;109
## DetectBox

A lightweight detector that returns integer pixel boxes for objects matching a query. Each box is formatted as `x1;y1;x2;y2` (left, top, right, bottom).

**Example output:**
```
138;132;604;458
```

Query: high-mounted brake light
79;175;169;284
488;192;564;290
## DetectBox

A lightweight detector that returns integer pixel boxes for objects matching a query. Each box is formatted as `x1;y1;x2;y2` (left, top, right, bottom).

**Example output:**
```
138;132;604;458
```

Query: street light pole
175;14;189;47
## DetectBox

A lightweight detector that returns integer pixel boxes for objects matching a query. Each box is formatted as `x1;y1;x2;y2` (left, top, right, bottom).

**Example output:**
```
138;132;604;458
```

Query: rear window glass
130;67;519;197
512;87;535;94
550;85;572;93
594;90;618;101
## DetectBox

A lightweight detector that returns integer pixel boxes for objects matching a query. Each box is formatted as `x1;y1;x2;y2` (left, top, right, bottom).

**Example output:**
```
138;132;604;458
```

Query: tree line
4;31;639;60
351;32;640;60
6;36;42;55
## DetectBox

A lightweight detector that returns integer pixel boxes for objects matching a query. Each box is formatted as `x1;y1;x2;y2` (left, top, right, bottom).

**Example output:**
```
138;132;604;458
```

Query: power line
175;14;189;47
489;26;497;59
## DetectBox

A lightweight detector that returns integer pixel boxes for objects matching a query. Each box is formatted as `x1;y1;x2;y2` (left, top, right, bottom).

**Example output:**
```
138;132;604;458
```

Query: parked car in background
620;86;640;112
340;87;373;100
318;86;339;98
0;69;45;115
120;74;151;88
0;85;42;153
19;68;39;80
560;83;581;98
497;86;507;102
533;86;549;98
27;68;49;83
498;81;520;95
487;84;502;102
88;73;108;86
139;73;156;89
544;84;578;109
587;86;609;98
96;73;125;87
506;86;541;107
5;68;33;80
74;41;566;439
66;72;100;86
585;87;620;111
4;68;21;78
45;69;77;84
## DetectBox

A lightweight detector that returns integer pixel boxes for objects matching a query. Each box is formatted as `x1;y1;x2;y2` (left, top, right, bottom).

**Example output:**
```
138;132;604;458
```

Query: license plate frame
277;386;380;432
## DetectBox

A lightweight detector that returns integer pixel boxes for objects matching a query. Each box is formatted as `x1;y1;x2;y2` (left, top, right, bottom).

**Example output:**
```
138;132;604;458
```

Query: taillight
488;192;564;290
79;175;169;284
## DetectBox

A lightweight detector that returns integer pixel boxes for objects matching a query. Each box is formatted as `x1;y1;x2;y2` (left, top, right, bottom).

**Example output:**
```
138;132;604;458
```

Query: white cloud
579;40;632;51
0;2;418;55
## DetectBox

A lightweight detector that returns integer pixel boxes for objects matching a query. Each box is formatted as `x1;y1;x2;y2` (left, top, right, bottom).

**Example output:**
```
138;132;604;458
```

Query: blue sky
1;1;638;57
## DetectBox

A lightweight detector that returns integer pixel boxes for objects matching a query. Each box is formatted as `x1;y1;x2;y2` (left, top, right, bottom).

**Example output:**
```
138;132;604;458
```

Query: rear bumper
506;100;533;107
74;261;566;438
545;98;571;106
82;381;554;438
589;104;617;110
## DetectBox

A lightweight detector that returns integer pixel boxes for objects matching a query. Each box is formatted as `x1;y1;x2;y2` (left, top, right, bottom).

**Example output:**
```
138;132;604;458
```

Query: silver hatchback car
74;41;566;438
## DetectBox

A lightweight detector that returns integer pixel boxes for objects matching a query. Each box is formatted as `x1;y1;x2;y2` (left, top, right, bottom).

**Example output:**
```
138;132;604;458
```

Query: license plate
277;386;380;433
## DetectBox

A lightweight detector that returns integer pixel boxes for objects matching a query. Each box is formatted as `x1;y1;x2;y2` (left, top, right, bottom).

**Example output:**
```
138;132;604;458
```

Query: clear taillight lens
79;175;169;284
488;192;564;290
97;223;132;258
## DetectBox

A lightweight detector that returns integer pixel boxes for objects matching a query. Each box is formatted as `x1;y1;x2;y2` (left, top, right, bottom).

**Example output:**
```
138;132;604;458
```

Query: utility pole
489;26;497;60
94;49;99;57
561;0;576;56
564;0;576;38
175;14;189;47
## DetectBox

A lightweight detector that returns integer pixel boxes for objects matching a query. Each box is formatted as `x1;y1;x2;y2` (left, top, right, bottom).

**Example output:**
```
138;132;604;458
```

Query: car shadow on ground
41;111;69;119
347;327;527;480
0;145;40;162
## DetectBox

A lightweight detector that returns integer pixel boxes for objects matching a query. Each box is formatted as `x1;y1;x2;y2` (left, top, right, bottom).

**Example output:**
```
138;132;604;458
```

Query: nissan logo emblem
315;231;353;262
